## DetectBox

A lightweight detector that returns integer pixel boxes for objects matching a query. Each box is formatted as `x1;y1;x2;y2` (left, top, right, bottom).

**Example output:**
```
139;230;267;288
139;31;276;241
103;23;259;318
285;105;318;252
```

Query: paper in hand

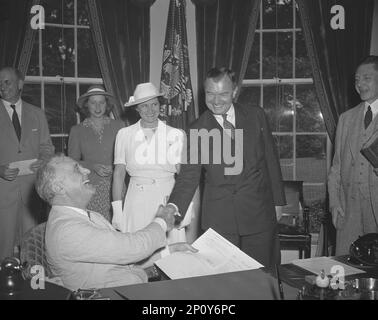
9;159;37;176
155;228;264;279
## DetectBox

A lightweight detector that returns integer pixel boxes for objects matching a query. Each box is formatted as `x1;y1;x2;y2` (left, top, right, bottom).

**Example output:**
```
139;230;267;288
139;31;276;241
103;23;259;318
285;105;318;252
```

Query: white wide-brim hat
124;82;163;107
77;85;116;109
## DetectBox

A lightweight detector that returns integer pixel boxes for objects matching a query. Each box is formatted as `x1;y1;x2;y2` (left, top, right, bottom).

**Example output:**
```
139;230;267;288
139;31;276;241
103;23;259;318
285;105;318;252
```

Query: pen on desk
276;264;285;300
113;289;129;300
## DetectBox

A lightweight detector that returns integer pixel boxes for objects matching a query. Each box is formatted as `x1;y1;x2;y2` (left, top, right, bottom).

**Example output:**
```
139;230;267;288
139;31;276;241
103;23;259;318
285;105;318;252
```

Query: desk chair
20;222;54;279
278;181;312;259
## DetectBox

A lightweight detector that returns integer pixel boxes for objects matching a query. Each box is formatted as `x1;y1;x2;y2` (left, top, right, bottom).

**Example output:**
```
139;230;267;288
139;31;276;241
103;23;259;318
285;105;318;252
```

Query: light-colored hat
124;82;163;107
77;85;116;109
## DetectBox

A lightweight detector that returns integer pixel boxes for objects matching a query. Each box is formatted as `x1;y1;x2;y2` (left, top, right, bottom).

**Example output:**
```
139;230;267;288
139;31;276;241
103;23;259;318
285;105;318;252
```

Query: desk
101;268;299;300
0;281;70;300
3;256;377;300
279;255;378;290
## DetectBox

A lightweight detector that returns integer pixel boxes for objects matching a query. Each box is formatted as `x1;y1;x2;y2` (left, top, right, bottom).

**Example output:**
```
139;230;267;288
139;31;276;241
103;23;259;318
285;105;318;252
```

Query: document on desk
8;159;37;176
291;256;366;276
155;228;264;280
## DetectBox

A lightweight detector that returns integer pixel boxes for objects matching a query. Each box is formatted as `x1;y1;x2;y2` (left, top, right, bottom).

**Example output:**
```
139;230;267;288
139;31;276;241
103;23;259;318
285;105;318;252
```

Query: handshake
111;201;183;233
155;204;181;232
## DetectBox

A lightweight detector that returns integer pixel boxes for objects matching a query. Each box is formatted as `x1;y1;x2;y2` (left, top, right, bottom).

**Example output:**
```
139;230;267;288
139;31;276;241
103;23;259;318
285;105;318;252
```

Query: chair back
279;180;304;226
20;222;53;279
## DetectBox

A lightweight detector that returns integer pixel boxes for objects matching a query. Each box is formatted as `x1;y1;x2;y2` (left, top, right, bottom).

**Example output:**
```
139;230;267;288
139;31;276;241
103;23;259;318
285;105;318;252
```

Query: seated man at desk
35;155;195;291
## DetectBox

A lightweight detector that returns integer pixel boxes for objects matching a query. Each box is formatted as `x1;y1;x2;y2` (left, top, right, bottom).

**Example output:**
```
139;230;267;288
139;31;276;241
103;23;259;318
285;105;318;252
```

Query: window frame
241;0;331;203
24;0;103;141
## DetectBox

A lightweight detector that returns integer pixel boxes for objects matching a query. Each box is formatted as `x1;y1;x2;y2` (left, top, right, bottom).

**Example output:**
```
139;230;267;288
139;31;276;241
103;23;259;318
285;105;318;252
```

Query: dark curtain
193;0;261;115
0;0;37;72
297;0;374;142
87;0;155;124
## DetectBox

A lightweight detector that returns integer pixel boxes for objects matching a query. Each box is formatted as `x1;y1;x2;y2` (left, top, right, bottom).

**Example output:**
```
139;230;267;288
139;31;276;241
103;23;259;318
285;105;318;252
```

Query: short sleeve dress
68;117;124;220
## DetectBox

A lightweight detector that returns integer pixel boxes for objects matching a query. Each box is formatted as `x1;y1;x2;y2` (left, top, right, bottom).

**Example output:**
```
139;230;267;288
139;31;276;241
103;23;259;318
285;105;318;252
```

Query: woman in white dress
111;83;194;243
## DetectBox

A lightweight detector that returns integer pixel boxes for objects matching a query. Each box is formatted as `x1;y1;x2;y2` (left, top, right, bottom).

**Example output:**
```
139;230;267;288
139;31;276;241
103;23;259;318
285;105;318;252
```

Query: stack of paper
155;228;264;280
291;256;366;276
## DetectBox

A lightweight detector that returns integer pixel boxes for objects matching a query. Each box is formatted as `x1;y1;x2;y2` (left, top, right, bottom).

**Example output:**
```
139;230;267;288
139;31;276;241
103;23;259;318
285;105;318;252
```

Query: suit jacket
0;100;54;209
169;103;286;235
328;103;378;229
45;206;167;290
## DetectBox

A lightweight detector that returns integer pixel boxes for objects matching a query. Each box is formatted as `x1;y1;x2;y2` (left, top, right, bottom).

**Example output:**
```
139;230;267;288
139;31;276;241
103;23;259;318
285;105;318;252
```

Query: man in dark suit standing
0;67;54;260
164;67;286;270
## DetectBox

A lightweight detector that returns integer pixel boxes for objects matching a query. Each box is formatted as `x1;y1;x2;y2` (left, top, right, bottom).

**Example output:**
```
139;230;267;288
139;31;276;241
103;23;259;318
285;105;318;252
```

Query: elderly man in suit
37;155;195;290
328;55;378;255
0;67;54;261
163;67;286;270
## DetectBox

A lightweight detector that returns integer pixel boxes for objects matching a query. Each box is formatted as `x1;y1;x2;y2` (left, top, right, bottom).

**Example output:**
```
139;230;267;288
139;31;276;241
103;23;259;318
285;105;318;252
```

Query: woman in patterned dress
68;85;124;221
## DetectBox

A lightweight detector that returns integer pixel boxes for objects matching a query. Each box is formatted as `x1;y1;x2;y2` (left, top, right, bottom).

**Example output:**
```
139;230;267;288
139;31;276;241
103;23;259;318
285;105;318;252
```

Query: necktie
10;104;21;141
222;113;235;139
364;105;372;129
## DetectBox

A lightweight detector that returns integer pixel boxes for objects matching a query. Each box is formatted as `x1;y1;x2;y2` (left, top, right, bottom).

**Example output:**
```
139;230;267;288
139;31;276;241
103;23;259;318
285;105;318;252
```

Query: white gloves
111;200;126;232
177;201;194;229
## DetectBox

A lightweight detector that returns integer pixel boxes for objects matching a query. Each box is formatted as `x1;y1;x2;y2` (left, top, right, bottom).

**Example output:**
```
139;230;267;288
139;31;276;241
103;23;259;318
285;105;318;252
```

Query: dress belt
130;176;174;185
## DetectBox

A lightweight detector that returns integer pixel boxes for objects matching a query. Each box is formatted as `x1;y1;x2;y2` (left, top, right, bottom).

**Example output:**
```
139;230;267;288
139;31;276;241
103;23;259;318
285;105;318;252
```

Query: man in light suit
164;67;286;270
328;55;378;255
0;67;54;261
38;155;195;290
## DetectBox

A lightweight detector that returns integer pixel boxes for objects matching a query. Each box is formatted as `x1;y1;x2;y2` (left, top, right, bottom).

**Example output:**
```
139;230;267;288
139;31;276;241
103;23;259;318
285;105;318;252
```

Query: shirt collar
63;206;90;218
1;98;22;109
138;119;164;130
365;99;378;117
213;104;235;119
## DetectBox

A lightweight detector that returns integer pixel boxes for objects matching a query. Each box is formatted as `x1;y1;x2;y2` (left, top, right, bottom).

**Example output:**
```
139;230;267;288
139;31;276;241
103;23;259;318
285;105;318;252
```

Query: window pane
244;33;260;79
263;84;293;132
27;35;40;76
237;86;261;108
22;84;42;108
42;0;74;25
78;29;101;77
295;31;312;78
52;136;69;155
77;0;90;26
296;84;325;132
296;135;327;182
263;0;293;29
43;0;62;24
275;135;294;179
44;84;77;135
262;32;293;79
303;184;326;205
80;83;92;95
304;182;326;233
43;27;75;77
